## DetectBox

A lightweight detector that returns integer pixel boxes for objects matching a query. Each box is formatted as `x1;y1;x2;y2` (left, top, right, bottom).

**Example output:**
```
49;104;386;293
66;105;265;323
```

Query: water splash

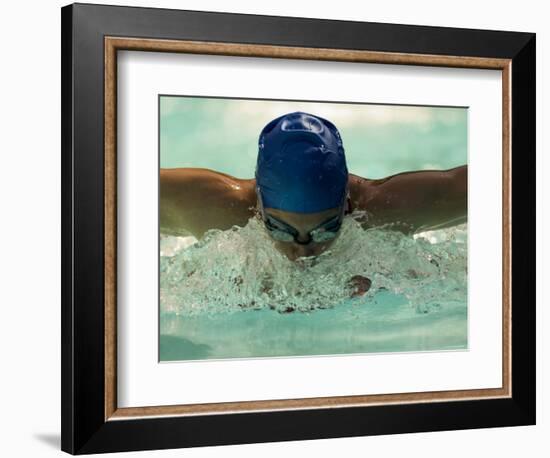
160;211;467;315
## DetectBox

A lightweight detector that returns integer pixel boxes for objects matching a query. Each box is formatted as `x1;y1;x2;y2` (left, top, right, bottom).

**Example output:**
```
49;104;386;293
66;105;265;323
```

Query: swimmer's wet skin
160;111;467;300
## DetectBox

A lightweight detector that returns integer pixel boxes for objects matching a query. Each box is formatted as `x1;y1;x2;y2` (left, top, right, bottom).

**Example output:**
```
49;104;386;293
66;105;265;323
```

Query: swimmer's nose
295;233;312;245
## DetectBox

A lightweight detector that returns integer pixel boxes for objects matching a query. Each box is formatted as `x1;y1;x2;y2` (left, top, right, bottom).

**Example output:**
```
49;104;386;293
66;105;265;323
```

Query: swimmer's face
262;205;346;261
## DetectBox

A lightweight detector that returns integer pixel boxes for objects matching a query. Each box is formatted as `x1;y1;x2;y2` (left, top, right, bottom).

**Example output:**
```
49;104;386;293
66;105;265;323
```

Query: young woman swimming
160;111;467;263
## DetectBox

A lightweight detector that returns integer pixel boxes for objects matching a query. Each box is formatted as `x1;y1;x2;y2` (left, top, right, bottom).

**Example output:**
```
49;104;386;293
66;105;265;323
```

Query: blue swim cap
255;111;348;214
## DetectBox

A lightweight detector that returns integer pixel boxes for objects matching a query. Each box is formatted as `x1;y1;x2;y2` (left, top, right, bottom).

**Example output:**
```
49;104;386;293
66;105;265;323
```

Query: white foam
160;212;467;316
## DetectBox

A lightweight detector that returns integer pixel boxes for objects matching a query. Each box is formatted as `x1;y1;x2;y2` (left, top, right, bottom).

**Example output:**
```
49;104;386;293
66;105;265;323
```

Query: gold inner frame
104;36;512;421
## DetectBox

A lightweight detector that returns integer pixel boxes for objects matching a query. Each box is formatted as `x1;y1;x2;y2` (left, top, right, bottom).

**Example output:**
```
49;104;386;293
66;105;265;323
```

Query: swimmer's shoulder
160;168;258;237
347;173;380;210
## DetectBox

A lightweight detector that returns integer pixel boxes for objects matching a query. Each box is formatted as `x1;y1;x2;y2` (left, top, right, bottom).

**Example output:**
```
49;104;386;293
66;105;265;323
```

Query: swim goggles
256;185;349;245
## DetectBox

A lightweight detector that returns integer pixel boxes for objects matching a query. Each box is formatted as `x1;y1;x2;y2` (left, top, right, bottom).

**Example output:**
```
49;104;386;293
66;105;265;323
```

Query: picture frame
61;2;536;454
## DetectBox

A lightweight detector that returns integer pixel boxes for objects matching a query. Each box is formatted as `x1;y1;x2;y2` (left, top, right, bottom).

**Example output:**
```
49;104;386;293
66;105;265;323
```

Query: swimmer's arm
350;165;467;234
160;168;257;238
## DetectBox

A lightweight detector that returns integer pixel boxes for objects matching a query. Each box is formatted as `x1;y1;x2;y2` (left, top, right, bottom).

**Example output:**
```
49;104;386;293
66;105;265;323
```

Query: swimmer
160;111;467;264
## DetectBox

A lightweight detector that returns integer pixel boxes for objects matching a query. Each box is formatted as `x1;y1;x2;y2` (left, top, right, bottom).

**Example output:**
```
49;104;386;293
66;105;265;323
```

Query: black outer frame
61;2;536;454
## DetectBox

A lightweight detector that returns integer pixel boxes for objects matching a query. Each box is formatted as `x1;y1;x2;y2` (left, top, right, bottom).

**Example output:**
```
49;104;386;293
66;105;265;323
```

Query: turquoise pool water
160;213;467;361
160;98;467;181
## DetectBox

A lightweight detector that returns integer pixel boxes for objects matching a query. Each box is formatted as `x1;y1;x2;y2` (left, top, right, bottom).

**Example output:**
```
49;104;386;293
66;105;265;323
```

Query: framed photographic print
61;2;536;454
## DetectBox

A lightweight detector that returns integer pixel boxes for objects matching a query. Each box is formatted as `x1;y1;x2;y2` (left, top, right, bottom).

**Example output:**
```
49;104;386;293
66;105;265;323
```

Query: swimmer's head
255;111;349;214
255;112;350;260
